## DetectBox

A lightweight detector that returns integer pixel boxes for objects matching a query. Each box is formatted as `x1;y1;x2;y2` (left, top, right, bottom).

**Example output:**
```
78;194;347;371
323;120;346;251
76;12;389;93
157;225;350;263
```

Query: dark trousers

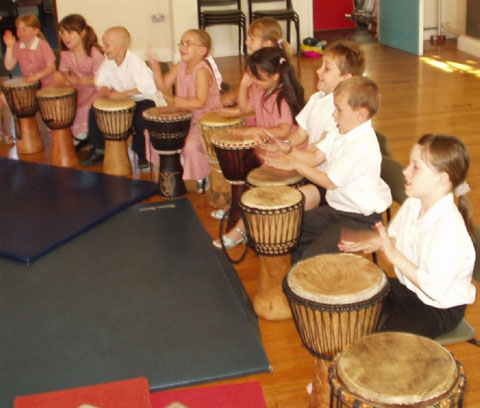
379;278;466;339
292;205;382;263
87;99;155;160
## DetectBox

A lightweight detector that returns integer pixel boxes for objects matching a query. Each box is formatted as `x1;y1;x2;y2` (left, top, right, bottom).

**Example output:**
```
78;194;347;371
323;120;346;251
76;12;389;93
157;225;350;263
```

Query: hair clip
279;57;286;64
454;181;470;197
277;39;283;49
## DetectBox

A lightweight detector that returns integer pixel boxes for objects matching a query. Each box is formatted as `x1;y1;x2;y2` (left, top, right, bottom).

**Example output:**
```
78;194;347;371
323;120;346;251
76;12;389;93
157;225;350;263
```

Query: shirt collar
418;193;455;227
340;119;373;140
19;37;40;50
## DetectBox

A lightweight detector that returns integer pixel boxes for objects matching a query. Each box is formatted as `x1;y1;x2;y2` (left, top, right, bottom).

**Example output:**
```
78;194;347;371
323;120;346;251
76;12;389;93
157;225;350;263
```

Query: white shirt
317;120;392;215
295;91;336;145
95;50;162;104
389;194;476;308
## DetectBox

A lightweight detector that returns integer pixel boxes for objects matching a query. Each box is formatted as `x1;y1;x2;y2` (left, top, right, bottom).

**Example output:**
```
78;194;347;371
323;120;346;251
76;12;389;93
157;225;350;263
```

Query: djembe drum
92;98;136;176
36;86;78;167
212;132;259;230
240;186;304;320
246;165;305;189
143;106;192;199
1;78;43;154
199;112;244;209
283;253;390;408
329;332;466;408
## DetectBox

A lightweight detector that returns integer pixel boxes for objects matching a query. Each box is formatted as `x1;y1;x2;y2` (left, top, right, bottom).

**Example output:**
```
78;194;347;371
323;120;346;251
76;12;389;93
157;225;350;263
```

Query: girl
3;14;56;86
339;134;476;338
213;47;305;249
55;14;104;149
148;29;222;191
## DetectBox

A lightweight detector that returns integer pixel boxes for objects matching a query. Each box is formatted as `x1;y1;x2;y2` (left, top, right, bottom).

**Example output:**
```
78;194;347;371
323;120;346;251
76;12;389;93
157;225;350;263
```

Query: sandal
211;209;229;220
2;134;15;145
212;227;247;249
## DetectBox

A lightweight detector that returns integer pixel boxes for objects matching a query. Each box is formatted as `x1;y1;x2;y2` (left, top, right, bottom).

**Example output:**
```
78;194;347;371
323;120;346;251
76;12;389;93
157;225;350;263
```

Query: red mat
150;382;267;408
14;377;151;408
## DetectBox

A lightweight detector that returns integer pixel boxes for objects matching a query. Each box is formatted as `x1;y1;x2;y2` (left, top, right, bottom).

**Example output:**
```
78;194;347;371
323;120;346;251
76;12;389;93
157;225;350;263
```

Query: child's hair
248;17;293;61
324;41;365;76
417;134;475;244
15;14;45;40
59;14;101;56
334;76;379;118
104;26;131;48
247;47;304;119
184;29;211;56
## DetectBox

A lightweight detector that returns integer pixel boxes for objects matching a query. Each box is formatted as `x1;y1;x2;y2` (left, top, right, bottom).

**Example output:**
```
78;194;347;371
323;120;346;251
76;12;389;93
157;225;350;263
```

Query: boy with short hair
81;26;162;168
265;76;392;262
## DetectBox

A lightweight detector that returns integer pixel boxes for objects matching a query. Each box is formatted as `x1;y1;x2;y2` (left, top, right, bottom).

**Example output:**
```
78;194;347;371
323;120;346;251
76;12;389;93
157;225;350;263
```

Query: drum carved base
16;117;43;154
254;255;292;321
310;358;330;408
104;140;132;176
206;164;231;209
51;129;78;168
158;153;186;199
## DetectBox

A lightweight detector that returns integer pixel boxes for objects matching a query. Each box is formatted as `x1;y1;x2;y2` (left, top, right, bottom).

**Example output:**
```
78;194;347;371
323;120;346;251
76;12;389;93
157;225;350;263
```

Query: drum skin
246;165;305;189
36;86;77;129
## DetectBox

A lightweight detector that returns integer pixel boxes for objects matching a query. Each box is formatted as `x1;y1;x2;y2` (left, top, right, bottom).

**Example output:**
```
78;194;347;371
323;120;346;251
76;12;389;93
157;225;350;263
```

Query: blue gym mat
0;157;157;263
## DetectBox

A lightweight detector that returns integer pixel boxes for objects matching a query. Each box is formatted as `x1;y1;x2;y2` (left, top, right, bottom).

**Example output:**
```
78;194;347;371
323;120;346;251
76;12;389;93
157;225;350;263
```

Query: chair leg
238;24;241;55
286;20;291;44
295;19;300;56
468;338;480;346
242;22;247;55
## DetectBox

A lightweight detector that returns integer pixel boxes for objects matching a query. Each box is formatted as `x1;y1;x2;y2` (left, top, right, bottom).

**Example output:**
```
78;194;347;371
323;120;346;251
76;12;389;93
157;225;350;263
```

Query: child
148;29;222;189
245;17;293;61
212;47;305;249
339;134;476;338
264;76;391;261
55;14;104;149
81;26;160;168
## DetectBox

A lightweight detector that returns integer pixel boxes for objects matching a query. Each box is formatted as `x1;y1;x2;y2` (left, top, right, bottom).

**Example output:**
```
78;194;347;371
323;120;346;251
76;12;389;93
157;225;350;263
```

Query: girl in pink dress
55;14;104;147
148;29;222;190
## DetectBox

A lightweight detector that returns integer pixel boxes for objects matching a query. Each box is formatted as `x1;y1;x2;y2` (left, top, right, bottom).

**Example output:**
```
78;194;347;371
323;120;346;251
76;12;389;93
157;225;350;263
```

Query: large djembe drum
199;112;244;209
92;98;136;176
246;165;305;189
240;186;304;320
212;132;259;230
329;332;466;408
143;106;192;199
1;78;43;154
283;254;390;408
36;86;78;167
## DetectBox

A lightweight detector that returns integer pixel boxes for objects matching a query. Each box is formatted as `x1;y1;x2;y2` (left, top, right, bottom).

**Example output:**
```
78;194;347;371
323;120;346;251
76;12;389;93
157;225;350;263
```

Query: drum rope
218;202;249;264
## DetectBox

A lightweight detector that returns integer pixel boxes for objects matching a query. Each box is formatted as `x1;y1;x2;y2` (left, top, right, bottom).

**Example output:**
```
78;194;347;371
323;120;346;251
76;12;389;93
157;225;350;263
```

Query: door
379;0;424;55
313;0;355;31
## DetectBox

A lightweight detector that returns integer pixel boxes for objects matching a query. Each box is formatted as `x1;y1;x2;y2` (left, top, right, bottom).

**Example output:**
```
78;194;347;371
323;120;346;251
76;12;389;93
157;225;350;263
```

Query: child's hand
163;93;175;105
375;222;398;261
3;30;16;48
25;74;40;83
263;153;295;171
65;73;81;86
338;226;380;253
107;91;126;100
239;72;253;89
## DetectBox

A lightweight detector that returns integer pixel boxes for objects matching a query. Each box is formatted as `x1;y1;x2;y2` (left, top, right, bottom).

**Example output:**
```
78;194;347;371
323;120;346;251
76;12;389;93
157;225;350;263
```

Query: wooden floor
2;39;480;407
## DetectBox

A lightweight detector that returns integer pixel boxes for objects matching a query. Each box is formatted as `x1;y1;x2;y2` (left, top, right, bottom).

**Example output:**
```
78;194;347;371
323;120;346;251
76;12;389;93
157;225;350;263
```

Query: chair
198;0;247;55
247;0;300;55
0;0;18;36
381;155;407;223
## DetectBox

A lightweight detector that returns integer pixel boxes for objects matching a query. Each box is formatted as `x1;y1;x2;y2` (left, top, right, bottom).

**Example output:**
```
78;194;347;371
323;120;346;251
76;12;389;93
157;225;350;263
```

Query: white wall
424;0;466;39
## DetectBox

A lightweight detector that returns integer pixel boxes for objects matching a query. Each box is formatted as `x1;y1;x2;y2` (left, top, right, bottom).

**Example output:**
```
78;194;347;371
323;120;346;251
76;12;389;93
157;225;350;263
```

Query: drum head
241;185;303;210
247;165;304;187
36;86;76;98
93;97;136;111
212;131;257;149
199;111;245;127
287;254;386;304
143;106;192;121
335;332;459;406
2;78;40;88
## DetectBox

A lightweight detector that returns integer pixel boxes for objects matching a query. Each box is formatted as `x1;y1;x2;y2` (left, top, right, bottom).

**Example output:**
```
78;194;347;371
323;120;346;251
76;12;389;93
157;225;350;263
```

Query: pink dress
59;47;104;136
13;37;56;87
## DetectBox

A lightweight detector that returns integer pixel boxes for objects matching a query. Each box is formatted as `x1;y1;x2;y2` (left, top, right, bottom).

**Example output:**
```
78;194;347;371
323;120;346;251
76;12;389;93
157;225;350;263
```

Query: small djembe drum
329;332;466;408
212;132;259;230
246;165;305;189
36;86;78;167
92;98;136;176
1;78;43;154
199;112;244;209
283;253;390;408
143;106;192;199
240;186;304;320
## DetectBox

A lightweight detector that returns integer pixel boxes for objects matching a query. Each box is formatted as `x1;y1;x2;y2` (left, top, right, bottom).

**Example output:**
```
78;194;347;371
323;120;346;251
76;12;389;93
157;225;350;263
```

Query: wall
424;0;466;39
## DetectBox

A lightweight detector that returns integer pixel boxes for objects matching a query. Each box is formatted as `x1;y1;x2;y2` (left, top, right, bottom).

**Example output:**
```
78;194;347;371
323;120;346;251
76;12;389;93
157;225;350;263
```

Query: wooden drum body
36;86;78;167
1;78;43;154
283;254;390;408
240;186;304;321
199;112;244;209
93;98;136;176
329;332;466;408
143;107;192;199
212;132;259;229
246;165;305;189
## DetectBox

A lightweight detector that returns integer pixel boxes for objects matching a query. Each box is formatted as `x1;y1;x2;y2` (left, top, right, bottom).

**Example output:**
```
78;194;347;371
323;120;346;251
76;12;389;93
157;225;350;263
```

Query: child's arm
25;61;56;83
173;66;210;110
148;58;177;94
237;72;255;115
3;30;17;71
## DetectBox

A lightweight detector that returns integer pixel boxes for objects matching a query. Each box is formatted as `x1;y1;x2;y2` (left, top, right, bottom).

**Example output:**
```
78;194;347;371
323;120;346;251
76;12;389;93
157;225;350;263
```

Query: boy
265;76;392;262
81;26;161;168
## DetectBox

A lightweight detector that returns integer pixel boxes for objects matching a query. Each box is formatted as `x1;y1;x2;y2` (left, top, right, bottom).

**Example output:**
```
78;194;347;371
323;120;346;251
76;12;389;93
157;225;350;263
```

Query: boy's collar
19;37;40;50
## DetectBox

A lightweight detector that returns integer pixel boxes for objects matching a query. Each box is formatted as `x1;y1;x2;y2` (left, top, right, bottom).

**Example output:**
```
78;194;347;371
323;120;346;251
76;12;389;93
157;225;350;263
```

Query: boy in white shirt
81;26;161;168
265;76;392;262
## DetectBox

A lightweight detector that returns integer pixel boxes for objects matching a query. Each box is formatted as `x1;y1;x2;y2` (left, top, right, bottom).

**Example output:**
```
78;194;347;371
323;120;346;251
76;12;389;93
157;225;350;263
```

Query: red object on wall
313;0;355;31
